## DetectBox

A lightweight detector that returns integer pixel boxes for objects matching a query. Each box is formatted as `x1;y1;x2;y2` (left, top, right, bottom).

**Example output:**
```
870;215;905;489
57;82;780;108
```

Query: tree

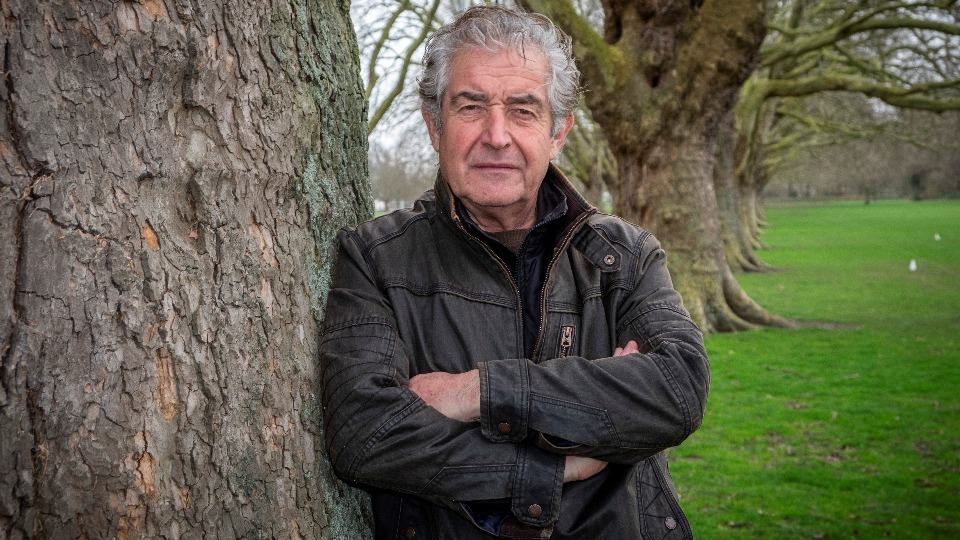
1;0;372;537
360;0;443;135
519;0;789;332
728;0;960;268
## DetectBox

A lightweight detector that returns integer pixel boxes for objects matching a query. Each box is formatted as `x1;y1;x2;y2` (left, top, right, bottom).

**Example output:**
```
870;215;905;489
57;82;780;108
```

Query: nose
481;108;510;149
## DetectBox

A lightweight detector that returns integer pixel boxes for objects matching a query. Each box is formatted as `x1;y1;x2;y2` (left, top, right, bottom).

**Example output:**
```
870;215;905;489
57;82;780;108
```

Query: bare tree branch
366;0;442;135
759;73;960;111
761;2;960;69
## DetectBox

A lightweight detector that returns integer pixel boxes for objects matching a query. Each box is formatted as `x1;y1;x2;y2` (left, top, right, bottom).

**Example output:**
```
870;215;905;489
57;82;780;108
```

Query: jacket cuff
511;444;564;528
479;358;530;443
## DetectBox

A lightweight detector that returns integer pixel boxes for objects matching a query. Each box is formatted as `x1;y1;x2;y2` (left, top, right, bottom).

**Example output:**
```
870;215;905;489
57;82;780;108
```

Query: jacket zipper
530;210;593;360
449;192;595;361
558;325;575;357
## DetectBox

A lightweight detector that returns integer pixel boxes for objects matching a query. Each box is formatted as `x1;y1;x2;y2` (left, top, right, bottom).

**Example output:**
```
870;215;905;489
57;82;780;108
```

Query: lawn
670;199;960;540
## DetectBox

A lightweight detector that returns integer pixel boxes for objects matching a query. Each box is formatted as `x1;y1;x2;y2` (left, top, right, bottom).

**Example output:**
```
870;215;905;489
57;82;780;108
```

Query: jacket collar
430;164;622;272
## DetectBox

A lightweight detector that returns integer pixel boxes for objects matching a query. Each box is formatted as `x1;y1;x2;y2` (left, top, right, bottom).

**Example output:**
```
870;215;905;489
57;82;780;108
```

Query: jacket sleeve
320;228;565;532
477;232;710;463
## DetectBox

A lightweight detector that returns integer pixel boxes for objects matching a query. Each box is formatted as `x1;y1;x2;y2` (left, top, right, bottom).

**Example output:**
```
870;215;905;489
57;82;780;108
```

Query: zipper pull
558;325;575;357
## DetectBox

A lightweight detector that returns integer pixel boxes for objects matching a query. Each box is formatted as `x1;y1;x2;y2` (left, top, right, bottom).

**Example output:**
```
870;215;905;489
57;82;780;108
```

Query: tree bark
1;0;372;538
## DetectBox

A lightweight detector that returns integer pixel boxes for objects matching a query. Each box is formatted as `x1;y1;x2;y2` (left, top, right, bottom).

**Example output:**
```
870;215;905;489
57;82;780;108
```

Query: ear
422;105;441;152
550;113;575;159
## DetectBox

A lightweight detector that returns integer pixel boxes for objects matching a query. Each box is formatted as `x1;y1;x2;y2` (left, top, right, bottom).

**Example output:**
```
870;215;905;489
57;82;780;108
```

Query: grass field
670;199;960;540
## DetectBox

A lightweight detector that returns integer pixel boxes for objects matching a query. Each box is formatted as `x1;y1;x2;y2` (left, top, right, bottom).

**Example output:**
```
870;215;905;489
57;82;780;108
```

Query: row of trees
357;0;960;332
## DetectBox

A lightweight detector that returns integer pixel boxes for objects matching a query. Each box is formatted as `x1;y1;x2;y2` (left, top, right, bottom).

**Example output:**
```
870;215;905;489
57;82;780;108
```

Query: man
320;6;709;539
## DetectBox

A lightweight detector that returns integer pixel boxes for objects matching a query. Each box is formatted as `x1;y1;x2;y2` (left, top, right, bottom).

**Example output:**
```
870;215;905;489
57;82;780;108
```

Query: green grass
670;200;960;540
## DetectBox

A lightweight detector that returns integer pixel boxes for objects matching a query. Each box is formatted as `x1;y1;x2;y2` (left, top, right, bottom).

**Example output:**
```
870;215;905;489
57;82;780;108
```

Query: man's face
423;46;573;231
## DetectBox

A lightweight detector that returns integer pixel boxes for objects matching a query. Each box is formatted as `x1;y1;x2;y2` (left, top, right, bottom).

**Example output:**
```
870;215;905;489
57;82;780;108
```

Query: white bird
909;259;917;271
934;233;941;241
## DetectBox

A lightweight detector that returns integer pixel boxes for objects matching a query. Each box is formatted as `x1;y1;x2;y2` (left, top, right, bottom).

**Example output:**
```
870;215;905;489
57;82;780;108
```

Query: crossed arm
408;340;642;483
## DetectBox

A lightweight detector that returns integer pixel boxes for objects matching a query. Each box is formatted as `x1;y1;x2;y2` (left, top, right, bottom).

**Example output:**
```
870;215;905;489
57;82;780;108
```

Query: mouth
472;162;520;173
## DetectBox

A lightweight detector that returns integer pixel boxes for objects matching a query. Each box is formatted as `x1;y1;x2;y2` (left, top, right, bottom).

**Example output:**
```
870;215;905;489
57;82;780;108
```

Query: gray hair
418;5;582;137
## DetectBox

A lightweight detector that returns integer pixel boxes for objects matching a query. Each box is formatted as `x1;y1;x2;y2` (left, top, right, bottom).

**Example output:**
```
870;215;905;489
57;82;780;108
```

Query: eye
511;107;537;121
456;104;485;119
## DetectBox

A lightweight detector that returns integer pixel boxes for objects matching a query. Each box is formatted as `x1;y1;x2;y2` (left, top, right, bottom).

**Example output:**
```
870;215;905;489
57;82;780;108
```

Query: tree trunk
715;111;769;273
733;98;777;256
620;132;742;332
1;1;372;538
739;174;767;249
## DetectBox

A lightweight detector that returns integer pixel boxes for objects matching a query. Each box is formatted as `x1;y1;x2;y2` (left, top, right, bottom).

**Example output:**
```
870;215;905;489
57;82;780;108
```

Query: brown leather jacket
320;166;709;539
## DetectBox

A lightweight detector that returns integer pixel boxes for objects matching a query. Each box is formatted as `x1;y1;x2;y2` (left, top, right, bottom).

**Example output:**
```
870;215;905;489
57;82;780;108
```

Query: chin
467;191;524;208
475;199;519;209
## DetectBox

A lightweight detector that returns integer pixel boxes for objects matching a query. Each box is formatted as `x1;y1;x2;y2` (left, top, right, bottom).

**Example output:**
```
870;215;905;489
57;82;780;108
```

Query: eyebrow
449;91;487;105
449;91;544;109
505;94;543;108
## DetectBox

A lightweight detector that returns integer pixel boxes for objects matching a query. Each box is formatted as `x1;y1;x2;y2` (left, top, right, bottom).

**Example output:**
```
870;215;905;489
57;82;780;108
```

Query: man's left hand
409;369;481;422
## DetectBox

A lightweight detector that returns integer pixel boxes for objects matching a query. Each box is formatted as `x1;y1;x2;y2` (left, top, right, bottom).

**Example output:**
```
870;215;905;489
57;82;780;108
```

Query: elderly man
320;6;709;539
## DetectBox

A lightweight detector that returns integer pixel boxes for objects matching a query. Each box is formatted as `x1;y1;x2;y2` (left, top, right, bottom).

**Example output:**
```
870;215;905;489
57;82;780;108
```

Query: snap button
497;422;512;434
403;526;416;539
527;503;542;518
603;254;616;266
664;517;677;530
